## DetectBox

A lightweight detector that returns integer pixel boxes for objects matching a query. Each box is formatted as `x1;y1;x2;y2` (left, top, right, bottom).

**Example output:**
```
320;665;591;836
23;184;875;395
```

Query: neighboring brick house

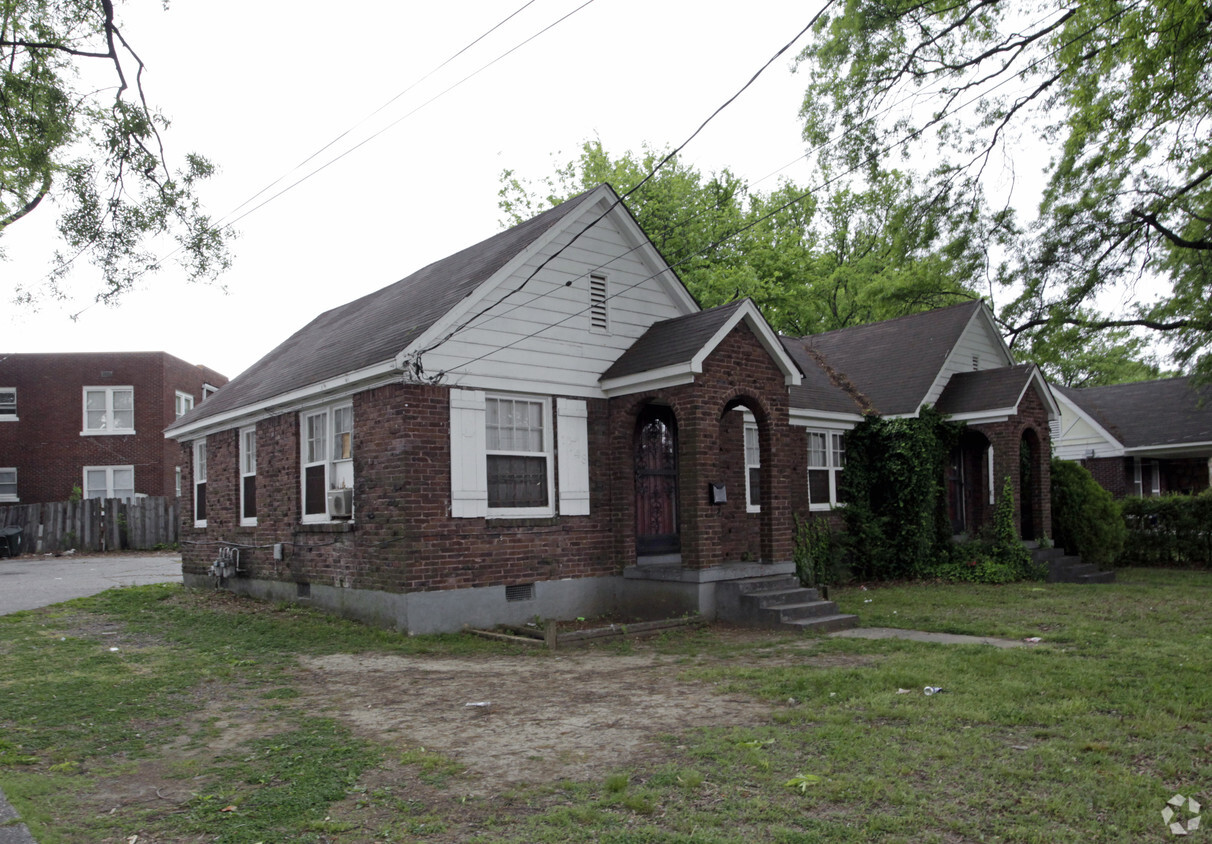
1053;378;1212;498
0;353;227;505
165;185;1057;633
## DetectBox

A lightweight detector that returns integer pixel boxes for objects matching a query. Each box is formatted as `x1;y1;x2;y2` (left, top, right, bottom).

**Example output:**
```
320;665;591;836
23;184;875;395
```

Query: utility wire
42;0;589;311
417;0;837;360
433;5;1122;380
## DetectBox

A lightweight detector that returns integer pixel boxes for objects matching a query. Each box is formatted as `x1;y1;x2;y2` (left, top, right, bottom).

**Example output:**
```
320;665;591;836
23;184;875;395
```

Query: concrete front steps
1026;543;1116;584
716;574;859;632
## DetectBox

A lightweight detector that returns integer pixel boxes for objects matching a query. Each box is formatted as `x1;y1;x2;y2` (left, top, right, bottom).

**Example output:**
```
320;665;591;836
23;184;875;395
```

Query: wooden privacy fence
0;497;178;555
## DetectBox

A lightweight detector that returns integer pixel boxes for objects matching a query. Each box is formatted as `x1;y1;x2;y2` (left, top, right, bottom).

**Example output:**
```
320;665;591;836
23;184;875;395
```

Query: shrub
925;477;1043;584
1050;458;1126;568
1119;492;1212;567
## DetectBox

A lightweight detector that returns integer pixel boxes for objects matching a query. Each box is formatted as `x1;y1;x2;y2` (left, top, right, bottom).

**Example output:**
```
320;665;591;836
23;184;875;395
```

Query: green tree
499;140;983;335
796;0;1212;377
1;0;232;303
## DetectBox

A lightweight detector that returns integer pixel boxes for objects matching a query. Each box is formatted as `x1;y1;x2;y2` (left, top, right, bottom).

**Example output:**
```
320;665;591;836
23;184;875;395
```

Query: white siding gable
1053;392;1124;460
412;190;696;399
923;306;1014;408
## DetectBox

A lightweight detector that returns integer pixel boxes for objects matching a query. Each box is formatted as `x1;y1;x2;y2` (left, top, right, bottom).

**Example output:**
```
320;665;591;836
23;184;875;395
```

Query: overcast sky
3;0;826;379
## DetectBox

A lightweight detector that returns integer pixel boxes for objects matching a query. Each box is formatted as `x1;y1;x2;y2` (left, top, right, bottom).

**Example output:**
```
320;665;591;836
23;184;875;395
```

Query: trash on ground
923;685;944;695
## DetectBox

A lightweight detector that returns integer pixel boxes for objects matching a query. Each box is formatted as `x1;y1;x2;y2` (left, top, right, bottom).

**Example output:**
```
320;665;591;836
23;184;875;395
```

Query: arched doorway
1020;429;1041;540
635;405;679;556
948;429;992;536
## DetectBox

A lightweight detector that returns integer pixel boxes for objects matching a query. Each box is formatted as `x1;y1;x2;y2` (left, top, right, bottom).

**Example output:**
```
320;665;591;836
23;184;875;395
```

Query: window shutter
450;389;488;518
556;398;590;515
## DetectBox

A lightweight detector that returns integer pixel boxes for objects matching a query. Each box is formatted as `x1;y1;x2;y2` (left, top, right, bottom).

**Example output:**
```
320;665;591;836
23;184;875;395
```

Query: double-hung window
83;387;134;434
807;430;846;509
0;389;16;420
84;466;135;501
301;404;354;521
1133;457;1160;498
486;396;551;514
0;468;17;502
175;391;195;418
240;427;257;525
744;423;761;512
193;442;207;526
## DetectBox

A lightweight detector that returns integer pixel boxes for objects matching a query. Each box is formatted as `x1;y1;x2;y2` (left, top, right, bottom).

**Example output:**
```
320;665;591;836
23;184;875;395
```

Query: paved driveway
0;552;183;616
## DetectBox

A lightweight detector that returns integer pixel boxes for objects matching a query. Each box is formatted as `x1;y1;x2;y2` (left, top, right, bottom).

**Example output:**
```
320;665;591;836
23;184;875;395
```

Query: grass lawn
1;569;1209;842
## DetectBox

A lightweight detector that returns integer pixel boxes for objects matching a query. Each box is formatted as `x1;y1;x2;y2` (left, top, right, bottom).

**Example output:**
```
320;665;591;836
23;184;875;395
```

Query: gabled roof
934;363;1058;422
1056;377;1212;453
600;299;801;396
167;186;633;437
787;301;1007;417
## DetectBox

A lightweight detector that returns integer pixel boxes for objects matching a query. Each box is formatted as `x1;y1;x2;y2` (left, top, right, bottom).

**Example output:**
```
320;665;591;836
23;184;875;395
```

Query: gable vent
589;274;609;333
972;354;980;371
505;583;536;602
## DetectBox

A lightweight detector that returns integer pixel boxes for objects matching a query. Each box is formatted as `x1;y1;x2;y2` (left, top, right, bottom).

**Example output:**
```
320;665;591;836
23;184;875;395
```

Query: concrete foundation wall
187;572;630;635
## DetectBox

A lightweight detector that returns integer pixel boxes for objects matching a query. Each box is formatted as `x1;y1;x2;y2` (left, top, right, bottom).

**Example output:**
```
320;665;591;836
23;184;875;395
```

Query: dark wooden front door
635;406;679;556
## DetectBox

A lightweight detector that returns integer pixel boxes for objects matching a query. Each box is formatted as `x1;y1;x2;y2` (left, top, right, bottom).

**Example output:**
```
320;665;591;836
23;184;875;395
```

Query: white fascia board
400;186;696;368
1054;390;1124;452
444;371;606;400
974;303;1016;365
689;301;802;387
1018;366;1061;421
788;408;864;428
943;411;1013;424
1126;441;1212;458
601;366;697;398
164;360;402;442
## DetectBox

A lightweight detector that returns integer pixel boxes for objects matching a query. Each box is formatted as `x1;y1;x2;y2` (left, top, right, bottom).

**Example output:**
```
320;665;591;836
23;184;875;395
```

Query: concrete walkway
830;626;1036;649
0;552;183;841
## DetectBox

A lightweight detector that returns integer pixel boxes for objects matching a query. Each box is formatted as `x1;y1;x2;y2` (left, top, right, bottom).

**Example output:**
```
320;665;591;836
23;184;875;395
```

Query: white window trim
1133;457;1161;498
807;429;846;511
240;426;257;527
744;422;761;513
83;465;136;502
556;398;590;516
299;403;354;524
175;391;195;419
82;386;135;436
485;393;555;519
0;388;17;422
0;467;17;502
193;441;207;528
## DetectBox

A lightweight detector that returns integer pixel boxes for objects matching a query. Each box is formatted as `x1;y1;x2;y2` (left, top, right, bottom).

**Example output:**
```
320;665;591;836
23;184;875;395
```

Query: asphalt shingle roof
1057;377;1212;449
601;301;747;380
933;364;1039;416
787;301;985;416
169;188;601;431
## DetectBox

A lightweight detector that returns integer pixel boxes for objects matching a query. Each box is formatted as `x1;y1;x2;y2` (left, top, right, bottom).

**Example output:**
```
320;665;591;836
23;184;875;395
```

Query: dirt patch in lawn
294;643;782;791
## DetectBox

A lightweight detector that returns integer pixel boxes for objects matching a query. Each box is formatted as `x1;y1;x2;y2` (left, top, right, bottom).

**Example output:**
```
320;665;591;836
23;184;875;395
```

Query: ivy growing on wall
838;408;961;580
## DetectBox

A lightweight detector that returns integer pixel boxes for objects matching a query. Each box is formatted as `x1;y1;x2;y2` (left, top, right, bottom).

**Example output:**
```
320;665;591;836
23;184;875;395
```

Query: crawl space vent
505;583;536;602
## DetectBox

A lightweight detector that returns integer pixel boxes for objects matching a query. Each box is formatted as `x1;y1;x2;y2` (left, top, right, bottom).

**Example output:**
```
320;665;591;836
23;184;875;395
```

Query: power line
433;4;1125;380
417;0;837;360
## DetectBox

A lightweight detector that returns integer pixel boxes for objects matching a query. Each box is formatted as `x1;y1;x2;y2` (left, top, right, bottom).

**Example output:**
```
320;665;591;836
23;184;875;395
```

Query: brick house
166;185;1057;633
0;353;226;505
1053;378;1212;498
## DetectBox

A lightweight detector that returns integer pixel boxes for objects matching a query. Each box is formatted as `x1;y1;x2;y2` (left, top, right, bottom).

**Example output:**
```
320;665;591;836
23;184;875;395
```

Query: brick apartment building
0;353;227;505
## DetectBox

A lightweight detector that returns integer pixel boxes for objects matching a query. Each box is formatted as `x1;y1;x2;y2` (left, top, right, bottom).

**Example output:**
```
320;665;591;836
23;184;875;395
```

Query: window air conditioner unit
327;488;353;518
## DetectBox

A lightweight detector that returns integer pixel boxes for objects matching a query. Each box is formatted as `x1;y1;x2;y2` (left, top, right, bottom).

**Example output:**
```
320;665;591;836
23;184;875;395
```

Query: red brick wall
181;383;619;592
970;382;1053;540
180;320;804;591
606;321;798;569
1081;457;1130;499
0;353;226;504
